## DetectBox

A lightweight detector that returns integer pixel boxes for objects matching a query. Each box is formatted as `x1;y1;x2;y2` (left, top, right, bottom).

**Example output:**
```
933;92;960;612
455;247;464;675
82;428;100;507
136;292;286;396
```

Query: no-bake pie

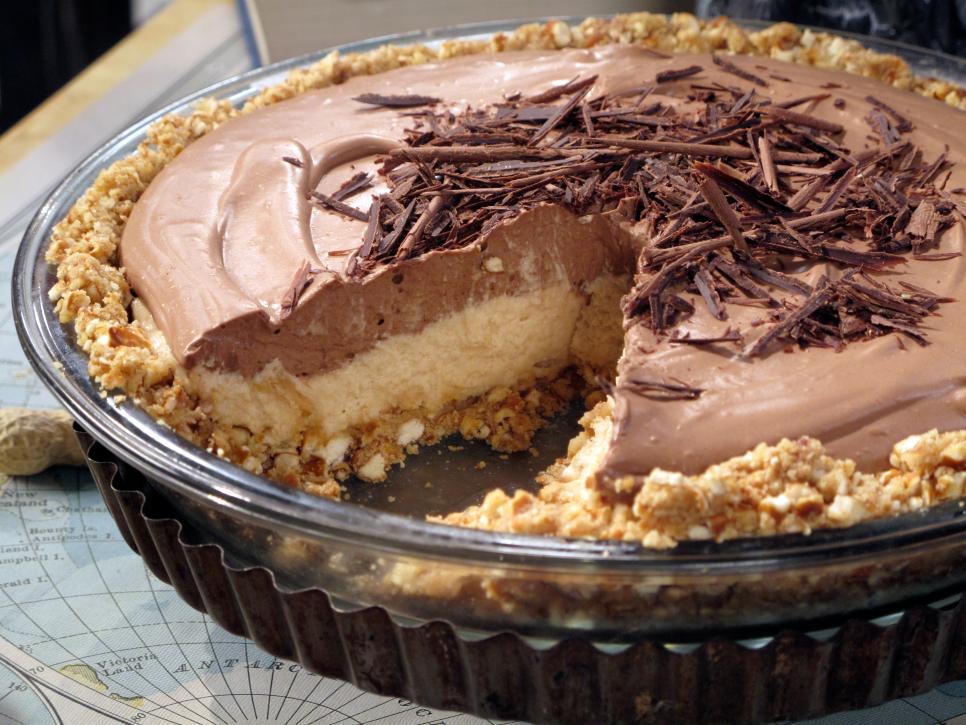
47;14;966;547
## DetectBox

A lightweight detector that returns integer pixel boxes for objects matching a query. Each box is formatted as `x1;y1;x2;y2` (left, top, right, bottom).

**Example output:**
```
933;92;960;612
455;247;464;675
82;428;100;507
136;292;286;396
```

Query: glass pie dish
13;17;966;649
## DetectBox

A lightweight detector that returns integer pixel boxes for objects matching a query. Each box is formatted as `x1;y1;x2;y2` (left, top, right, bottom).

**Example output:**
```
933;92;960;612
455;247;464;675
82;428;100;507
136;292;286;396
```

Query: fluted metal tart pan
80;428;966;724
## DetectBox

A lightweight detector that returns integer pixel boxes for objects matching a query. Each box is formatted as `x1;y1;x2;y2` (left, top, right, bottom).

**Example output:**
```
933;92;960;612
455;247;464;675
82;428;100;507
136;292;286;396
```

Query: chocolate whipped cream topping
120;45;966;474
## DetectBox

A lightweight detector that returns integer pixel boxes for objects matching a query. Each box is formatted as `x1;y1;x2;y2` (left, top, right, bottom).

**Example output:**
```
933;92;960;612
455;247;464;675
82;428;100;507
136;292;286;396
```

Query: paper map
1;3;966;723
0;469;522;725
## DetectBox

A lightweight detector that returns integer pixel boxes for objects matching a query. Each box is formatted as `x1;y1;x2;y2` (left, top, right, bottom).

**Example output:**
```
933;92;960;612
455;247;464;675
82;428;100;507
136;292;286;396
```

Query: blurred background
2;0;965;133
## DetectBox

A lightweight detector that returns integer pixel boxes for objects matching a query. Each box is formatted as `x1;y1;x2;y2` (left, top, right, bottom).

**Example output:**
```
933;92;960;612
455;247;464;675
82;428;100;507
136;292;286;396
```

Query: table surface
1;3;966;723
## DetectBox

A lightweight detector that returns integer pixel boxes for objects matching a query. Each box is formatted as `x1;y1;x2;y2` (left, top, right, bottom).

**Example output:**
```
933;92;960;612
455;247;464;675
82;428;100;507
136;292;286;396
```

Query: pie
47;14;966;547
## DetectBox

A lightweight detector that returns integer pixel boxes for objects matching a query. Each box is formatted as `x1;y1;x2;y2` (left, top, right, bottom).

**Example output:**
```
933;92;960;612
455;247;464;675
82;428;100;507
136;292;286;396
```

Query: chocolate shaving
743;262;813;296
378;199;416;255
816;244;903;269
905;200;942;242
353;93;441;108
670;330;742;345
744;279;832;356
527;75;597;103
386;145;581;165
310;191;370;222
693;266;727;320
866;96;913;132
786;171;834;211
587;135;821;163
815;166;856;214
279;260;318;320
913;251;961;261
840;277;927;317
622;377;704;400
695;163;791;213
775;164;833;176
866;109;901;145
698;177;749;253
358;197;384;259
711;53;768;87
868;315;928;343
529;80;596;146
282;156;304;168
381;193;405;214
711;257;774;302
919;151;949;187
655;65;704;84
396;194;447;259
581;102;595;137
776;93;832;110
330;171;373;201
507;160;601;188
757;134;779;193
759;105;844;134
